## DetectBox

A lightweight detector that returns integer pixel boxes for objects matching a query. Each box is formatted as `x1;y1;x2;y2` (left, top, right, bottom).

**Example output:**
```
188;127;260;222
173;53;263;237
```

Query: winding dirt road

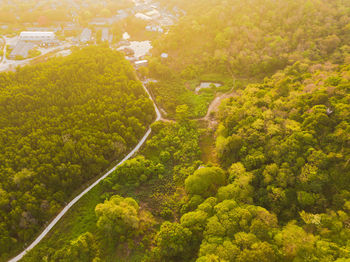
203;89;236;120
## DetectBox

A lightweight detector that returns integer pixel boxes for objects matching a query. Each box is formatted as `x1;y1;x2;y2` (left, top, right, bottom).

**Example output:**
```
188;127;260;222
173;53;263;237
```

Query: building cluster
9;31;58;59
131;2;177;34
113;1;176;68
2;0;182;62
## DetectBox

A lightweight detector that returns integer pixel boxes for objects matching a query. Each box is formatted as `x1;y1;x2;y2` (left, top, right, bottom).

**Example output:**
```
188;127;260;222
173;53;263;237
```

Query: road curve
9;80;161;262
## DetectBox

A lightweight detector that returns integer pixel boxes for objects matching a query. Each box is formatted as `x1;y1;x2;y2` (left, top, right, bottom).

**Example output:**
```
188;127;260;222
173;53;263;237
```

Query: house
145;25;163;33
145;9;160;19
19;31;55;42
80;28;92;43
135;13;152;21
134;60;148;68
101;28;109;42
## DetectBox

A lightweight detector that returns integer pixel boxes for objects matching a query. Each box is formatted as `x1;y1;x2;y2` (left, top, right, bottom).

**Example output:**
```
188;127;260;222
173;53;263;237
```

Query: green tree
153;221;192;261
95;195;139;241
185;167;226;198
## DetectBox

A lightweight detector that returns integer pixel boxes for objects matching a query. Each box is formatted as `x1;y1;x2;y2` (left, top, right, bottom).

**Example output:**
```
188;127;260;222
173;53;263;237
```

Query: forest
19;62;350;261
21;120;202;261
147;0;350;117
2;0;350;261
0;46;155;260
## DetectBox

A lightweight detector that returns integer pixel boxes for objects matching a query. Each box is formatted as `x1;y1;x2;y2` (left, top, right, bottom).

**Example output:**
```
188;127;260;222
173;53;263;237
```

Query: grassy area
198;121;218;164
199;73;233;84
41;185;102;248
149;74;234;119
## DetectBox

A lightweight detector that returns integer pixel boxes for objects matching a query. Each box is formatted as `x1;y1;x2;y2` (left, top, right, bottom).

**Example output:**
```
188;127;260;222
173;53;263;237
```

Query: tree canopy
0;46;155;258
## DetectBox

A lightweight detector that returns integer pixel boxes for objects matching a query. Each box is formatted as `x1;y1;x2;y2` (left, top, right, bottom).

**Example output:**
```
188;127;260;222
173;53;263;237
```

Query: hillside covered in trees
20;62;350;262
145;63;350;262
147;0;350;116
2;0;350;261
0;46;155;260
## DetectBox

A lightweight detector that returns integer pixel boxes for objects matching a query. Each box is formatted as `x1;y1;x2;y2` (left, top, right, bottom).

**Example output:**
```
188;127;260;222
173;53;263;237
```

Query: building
134;60;148;68
135;13;152;21
145;9;160;19
19;31;55;42
101;28;109;42
146;25;164;33
80;28;92;43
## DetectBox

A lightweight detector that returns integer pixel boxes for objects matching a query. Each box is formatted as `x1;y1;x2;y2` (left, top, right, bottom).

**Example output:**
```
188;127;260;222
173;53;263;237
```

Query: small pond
195;82;222;93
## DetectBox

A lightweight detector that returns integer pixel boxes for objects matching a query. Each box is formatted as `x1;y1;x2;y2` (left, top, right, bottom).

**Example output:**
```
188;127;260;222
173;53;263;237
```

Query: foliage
4;0;350;261
153;0;350;78
0;46;154;259
185;166;226;198
95;195;140;241
152;221;192;261
144;121;201;171
216;62;350;220
50;232;100;262
101;156;165;190
146;77;231;118
148;0;350;117
19;118;201;262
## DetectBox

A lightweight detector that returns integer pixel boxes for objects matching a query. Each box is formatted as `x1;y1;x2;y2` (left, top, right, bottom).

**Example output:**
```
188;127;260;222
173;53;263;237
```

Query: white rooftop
135;60;148;64
146;9;160;18
20;31;55;37
135;13;152;20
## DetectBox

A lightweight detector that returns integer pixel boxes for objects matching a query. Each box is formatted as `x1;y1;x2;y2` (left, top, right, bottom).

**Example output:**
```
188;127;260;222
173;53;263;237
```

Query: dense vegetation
153;0;350;77
22;59;350;261
146;76;233;118
147;0;350;116
178;62;350;261
216;62;350;218
21;120;202;261
0;46;155;260
3;0;350;261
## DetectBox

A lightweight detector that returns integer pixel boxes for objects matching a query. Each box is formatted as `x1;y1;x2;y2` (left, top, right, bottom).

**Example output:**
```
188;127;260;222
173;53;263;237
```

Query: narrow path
141;79;174;123
201;88;237;121
8;81;161;262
